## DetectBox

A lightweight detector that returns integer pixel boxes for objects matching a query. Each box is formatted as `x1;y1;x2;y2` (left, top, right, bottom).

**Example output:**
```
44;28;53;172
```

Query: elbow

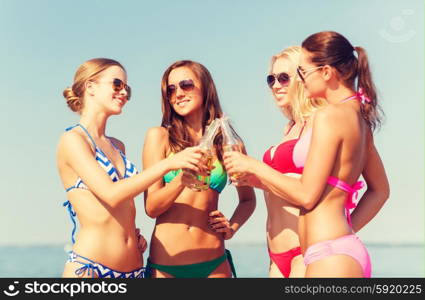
145;202;160;219
102;192;123;209
381;185;390;203
301;194;318;210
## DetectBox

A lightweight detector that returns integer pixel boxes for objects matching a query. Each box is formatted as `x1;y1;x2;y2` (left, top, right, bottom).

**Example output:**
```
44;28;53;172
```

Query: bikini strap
297;121;307;139
285;121;296;136
225;249;237;278
327;176;365;227
66;124;97;148
69;251;98;278
63;200;77;244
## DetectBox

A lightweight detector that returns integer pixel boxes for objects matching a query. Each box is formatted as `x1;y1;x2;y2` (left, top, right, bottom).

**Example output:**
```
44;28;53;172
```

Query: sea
0;243;423;277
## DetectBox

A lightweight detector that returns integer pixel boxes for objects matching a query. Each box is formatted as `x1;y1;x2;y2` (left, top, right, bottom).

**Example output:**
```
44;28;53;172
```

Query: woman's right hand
166;146;206;172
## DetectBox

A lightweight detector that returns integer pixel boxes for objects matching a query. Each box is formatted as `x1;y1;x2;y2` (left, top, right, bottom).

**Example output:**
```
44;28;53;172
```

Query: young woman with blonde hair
263;46;327;278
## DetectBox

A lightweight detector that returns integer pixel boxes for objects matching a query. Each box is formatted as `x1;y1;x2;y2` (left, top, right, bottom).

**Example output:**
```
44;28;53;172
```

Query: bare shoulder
145;126;169;145
108;136;126;154
312;105;342;125
57;129;92;159
58;129;87;150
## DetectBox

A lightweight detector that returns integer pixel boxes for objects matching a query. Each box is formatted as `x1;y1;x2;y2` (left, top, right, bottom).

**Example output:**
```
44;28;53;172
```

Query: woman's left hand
208;210;235;240
135;228;148;255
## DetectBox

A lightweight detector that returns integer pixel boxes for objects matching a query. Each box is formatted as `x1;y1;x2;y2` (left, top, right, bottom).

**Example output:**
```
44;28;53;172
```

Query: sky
0;0;423;247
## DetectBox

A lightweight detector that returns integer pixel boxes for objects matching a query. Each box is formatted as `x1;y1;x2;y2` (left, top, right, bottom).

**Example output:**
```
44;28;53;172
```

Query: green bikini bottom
145;249;237;278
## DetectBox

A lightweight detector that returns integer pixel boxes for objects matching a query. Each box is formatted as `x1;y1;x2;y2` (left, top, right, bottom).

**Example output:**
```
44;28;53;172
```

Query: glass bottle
182;119;221;191
220;117;243;180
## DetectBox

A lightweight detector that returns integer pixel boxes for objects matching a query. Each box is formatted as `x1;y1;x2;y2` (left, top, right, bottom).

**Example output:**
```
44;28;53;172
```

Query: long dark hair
302;31;383;131
160;60;242;162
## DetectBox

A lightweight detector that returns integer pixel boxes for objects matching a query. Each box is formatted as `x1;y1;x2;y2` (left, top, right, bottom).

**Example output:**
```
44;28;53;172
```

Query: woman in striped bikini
57;58;206;278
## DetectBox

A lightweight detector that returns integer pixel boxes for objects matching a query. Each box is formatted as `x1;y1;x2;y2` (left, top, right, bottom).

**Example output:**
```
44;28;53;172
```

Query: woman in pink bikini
263;46;326;277
224;31;390;277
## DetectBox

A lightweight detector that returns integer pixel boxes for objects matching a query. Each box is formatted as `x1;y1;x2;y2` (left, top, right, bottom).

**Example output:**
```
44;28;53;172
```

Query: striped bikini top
63;123;138;244
65;124;138;192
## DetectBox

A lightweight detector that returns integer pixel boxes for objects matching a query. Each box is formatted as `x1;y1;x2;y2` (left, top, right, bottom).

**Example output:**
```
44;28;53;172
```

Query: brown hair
301;31;383;130
160;60;242;162
63;58;125;113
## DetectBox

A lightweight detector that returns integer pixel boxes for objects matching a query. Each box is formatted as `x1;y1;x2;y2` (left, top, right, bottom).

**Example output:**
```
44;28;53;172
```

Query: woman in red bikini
263;46;326;277
224;32;390;277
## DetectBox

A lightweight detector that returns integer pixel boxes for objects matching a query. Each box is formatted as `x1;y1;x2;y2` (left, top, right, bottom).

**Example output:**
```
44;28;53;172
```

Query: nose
118;88;128;100
176;86;185;98
271;77;282;89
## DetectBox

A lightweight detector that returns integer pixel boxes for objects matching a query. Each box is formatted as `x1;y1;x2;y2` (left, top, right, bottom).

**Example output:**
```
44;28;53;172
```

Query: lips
176;99;190;107
113;97;126;105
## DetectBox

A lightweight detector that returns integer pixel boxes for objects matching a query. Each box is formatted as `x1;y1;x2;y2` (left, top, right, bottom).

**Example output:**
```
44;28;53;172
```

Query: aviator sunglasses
111;78;131;100
167;79;195;97
266;72;290;88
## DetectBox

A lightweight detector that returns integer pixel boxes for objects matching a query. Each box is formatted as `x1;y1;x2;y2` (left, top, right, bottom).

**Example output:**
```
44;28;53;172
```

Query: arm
59;130;201;209
209;147;256;239
350;132;390;232
225;108;342;210
143;127;191;218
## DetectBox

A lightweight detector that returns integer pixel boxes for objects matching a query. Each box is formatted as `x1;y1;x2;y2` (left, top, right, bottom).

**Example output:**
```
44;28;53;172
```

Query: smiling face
89;65;129;115
270;57;295;109
167;67;203;117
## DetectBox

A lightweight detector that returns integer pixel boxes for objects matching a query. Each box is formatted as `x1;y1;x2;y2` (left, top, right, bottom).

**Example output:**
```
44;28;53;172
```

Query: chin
110;107;124;115
276;100;289;109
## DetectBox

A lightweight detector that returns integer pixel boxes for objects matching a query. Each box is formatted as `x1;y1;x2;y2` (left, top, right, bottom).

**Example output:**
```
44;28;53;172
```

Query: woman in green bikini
142;60;256;278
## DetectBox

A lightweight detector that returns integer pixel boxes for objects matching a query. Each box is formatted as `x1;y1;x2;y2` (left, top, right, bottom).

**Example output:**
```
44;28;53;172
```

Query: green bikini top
163;153;228;193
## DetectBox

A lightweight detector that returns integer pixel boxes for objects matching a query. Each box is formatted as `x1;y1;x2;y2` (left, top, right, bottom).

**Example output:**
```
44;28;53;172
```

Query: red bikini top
263;122;305;174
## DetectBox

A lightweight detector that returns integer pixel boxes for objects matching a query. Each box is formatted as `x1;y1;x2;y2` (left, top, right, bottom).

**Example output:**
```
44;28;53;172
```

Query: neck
79;109;109;138
185;111;204;140
324;85;356;105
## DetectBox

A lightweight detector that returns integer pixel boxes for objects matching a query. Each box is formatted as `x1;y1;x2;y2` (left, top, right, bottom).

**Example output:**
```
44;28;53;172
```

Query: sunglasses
296;66;323;82
167;79;195;97
266;72;290;88
111;78;131;100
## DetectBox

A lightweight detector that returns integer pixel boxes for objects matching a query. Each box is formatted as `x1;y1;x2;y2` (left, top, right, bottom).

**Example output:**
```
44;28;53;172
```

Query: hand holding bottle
166;146;205;173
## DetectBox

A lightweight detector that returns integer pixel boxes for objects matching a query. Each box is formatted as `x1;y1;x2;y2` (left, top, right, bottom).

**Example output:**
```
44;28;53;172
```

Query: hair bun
63;87;82;112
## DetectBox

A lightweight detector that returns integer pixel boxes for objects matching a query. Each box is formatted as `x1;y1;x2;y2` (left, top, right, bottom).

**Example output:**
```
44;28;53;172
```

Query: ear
85;80;96;97
321;65;334;82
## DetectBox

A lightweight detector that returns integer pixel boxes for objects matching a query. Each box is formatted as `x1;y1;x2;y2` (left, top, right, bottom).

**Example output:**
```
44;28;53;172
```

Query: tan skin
265;57;306;278
224;50;389;277
58;66;205;277
143;67;256;278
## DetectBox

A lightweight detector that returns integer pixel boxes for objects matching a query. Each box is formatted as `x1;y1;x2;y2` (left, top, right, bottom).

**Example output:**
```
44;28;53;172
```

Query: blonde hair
63;58;125;113
269;46;326;122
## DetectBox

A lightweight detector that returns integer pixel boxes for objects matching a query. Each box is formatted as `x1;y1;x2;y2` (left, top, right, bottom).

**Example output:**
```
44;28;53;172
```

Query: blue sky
0;0;423;247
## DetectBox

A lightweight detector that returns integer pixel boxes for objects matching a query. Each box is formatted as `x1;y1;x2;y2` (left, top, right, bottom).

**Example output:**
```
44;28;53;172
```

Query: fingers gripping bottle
220;117;243;180
183;119;221;191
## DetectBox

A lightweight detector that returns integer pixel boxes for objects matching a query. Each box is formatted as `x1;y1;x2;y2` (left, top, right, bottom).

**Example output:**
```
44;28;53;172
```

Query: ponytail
355;46;383;131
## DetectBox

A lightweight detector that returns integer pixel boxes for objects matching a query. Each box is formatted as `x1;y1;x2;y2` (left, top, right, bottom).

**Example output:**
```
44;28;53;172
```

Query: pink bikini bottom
303;234;371;277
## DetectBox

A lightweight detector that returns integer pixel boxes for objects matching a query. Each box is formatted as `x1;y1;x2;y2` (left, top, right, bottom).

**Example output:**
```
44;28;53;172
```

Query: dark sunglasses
266;72;290;88
167;79;195;97
112;78;131;100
